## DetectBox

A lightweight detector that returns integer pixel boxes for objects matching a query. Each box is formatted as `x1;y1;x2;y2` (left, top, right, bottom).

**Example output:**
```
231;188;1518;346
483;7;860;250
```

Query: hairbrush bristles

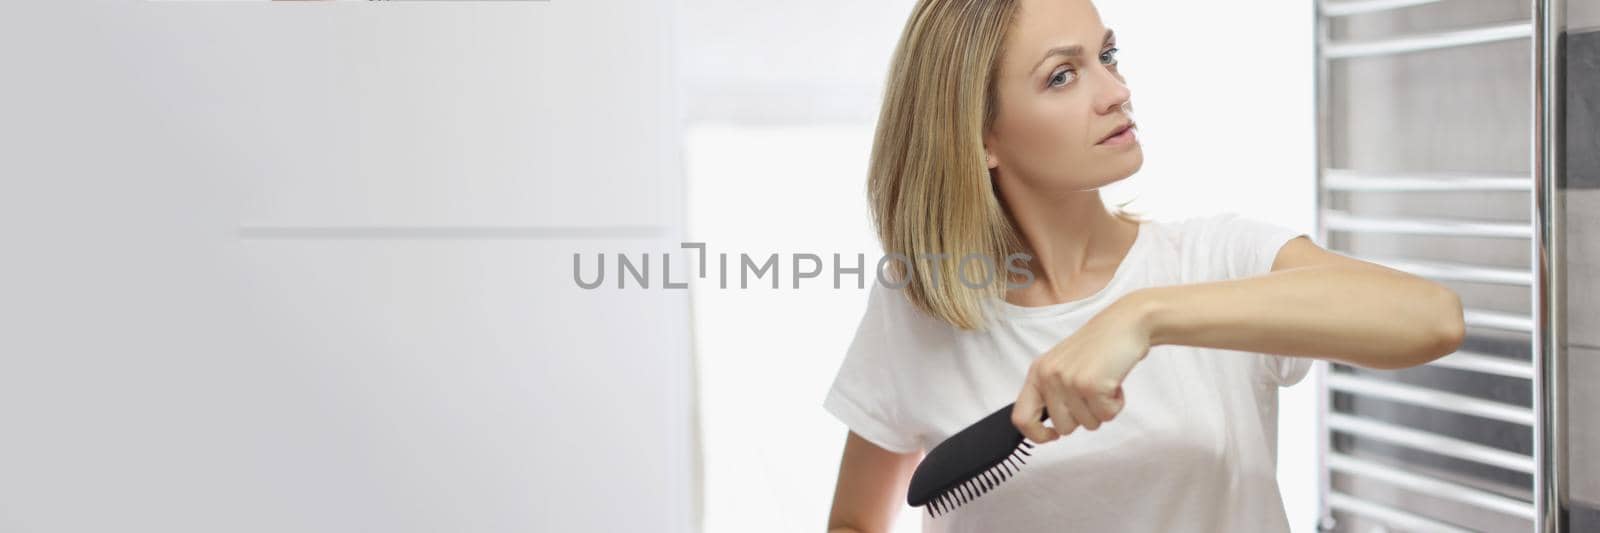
926;440;1032;517
907;402;1048;519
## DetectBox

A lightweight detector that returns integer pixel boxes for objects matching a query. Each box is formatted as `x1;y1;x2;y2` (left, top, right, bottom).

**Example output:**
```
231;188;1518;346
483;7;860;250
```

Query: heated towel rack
1312;0;1577;531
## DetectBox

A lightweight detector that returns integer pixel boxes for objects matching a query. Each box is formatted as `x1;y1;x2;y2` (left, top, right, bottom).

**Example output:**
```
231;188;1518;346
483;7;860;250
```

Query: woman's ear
982;130;1001;169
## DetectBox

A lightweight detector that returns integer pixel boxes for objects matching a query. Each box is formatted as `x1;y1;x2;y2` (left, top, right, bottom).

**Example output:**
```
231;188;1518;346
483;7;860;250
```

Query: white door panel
0;2;691;532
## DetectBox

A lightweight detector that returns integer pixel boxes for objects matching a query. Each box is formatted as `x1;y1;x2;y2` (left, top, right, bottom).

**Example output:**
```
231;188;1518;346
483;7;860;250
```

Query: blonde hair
867;0;1148;332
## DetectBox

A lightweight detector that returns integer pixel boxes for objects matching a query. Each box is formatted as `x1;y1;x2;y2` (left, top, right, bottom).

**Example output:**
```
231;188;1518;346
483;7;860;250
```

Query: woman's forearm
1120;264;1466;370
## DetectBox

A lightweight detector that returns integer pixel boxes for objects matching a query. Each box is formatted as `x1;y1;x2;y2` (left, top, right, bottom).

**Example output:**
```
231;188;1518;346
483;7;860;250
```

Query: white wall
685;124;903;532
682;0;1320;531
676;0;917;125
0;1;693;532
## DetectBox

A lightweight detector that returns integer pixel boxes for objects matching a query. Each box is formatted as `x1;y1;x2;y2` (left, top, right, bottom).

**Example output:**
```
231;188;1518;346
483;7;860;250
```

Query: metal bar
1320;0;1442;17
1315;363;1335;532
1323;169;1531;192
1465;308;1535;333
1327;413;1536;474
1348;254;1532;286
1531;0;1566;530
1326;22;1532;58
1430;350;1536;380
1327;492;1477;533
1329;453;1537;519
1327;372;1535;426
1322;209;1532;238
1312;0;1336;527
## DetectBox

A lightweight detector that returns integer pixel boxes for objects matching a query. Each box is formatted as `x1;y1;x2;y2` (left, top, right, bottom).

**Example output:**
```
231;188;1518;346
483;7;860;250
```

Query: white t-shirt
822;212;1313;533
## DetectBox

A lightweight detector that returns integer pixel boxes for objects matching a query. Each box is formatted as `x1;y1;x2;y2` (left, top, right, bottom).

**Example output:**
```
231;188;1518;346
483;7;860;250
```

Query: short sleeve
1209;212;1309;279
821;282;921;454
1259;353;1313;387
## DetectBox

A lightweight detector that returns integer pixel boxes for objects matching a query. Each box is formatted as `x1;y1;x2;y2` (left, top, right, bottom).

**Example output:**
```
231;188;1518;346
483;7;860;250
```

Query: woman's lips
1098;126;1136;146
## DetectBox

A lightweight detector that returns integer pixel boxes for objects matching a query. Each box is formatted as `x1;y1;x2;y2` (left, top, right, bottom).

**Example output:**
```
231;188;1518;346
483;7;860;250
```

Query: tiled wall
1563;2;1599;528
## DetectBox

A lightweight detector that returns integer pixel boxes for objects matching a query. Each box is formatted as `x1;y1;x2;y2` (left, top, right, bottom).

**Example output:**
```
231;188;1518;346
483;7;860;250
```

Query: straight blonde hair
867;0;1146;332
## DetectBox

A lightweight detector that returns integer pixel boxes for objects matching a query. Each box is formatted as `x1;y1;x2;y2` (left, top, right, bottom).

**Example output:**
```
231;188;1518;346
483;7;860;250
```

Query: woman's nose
1093;66;1132;116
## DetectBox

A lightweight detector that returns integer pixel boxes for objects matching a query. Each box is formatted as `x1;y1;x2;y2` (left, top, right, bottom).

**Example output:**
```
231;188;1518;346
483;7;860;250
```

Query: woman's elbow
1426;286;1467;362
1385;286;1465;370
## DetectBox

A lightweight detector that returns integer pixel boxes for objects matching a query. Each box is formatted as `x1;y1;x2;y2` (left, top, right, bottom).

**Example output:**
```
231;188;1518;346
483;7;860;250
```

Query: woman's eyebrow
1029;28;1116;74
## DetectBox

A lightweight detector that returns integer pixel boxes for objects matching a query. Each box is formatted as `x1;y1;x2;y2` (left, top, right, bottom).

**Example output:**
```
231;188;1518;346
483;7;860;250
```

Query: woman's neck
1000;189;1140;303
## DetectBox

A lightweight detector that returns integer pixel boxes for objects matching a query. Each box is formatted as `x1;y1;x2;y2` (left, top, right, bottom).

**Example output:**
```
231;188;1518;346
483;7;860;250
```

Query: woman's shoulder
1150;211;1269;252
861;281;962;339
1133;212;1253;283
1165;211;1242;235
1123;212;1222;241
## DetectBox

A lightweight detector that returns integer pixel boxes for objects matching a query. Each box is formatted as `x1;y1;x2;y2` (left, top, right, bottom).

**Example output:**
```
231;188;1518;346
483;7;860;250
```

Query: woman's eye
1048;68;1075;88
1048;48;1119;88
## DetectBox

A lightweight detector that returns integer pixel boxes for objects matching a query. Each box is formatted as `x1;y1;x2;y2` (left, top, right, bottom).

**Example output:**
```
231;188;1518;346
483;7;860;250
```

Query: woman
822;0;1467;531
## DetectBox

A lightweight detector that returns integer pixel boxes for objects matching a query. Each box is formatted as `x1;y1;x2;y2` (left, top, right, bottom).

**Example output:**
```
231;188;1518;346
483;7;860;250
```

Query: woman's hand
1012;294;1155;444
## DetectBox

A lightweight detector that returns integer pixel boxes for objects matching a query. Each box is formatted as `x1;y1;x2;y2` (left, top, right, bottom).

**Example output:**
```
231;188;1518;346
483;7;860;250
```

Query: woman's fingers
1091;385;1125;423
1061;387;1101;430
1046;392;1078;437
1012;376;1059;444
1049;372;1121;431
1019;365;1129;444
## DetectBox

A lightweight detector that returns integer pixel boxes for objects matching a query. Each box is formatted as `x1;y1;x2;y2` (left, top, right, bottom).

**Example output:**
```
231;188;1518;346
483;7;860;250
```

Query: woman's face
985;0;1141;191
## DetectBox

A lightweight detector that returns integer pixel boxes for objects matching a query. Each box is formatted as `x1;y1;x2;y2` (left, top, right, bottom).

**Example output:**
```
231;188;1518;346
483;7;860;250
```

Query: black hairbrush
907;401;1047;518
